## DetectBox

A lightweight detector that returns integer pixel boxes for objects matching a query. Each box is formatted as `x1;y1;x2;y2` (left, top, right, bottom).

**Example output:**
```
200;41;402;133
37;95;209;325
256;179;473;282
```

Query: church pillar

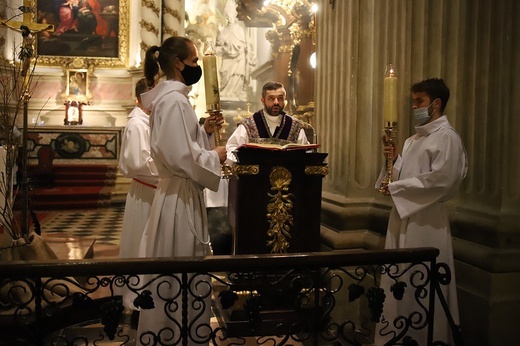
314;1;520;345
139;0;162;61
162;0;185;39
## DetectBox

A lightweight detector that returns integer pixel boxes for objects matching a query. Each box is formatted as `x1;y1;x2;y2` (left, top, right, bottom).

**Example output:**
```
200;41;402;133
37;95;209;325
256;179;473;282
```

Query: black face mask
180;61;202;86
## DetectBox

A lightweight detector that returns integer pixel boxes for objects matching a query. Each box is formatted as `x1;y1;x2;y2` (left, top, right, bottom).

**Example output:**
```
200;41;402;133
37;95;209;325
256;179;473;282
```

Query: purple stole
240;110;304;142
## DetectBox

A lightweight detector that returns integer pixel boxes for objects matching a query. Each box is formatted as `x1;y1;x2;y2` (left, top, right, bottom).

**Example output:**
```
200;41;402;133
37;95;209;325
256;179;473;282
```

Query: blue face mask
413;100;436;125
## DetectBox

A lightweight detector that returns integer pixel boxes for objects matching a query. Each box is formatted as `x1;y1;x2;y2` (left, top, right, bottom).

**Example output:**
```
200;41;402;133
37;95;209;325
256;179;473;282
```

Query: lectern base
212;270;322;338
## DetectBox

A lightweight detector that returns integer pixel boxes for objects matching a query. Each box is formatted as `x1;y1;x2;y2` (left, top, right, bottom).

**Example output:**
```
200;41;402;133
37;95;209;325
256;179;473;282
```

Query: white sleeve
225;124;249;162
297;128;310;145
389;131;467;219
119;119;158;179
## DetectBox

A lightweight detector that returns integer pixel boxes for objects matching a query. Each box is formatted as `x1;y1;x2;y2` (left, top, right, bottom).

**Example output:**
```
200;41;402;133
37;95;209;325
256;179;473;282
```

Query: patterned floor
38;207;124;259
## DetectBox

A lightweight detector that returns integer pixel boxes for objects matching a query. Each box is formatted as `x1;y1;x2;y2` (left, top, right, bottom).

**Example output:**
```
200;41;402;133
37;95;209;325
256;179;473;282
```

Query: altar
25;126;124;165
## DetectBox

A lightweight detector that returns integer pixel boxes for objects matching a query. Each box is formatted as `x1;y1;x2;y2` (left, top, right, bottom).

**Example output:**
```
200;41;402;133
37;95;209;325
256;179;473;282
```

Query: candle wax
383;76;398;123
202;54;220;110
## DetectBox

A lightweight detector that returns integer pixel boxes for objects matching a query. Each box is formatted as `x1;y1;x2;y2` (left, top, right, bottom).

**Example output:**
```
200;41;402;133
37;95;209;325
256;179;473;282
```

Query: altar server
376;78;467;345
136;36;226;344
118;78;158;310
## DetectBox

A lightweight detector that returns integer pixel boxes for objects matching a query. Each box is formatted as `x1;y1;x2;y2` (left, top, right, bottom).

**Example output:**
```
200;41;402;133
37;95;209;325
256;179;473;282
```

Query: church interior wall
315;1;520;345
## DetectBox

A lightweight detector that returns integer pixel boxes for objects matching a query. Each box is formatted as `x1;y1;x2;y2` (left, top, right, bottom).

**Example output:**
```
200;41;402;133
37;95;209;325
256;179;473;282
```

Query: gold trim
305;165;329;176
163;28;179;38
384;121;398;128
140;19;160;36
141;0;160;15
232;164;259;175
266;166;294;254
36;0;129;68
163;7;182;23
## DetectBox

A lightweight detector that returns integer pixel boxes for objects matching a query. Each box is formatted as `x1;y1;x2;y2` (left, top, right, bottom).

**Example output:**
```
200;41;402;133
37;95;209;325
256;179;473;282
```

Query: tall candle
383;64;398;123
202;53;220;111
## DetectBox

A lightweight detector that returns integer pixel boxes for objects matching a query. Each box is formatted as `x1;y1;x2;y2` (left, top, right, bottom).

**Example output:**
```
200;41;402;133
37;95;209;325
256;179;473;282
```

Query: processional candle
383;64;398;124
379;64;398;195
202;52;221;111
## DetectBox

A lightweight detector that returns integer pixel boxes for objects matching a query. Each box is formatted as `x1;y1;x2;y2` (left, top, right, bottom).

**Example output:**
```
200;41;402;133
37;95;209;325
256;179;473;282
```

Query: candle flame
385;63;398;78
204;41;215;56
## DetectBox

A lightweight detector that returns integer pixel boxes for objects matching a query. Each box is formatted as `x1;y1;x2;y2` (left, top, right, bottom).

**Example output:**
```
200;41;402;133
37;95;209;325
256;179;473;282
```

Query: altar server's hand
203;113;224;135
213;146;227;164
381;133;398;162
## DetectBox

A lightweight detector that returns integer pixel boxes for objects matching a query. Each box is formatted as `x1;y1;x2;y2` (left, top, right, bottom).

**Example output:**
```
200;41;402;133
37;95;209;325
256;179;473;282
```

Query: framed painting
66;69;88;98
35;0;128;67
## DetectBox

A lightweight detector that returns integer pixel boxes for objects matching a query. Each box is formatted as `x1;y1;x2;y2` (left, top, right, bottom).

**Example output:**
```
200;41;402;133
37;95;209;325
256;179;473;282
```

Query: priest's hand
213;146;227;164
203;113;224;135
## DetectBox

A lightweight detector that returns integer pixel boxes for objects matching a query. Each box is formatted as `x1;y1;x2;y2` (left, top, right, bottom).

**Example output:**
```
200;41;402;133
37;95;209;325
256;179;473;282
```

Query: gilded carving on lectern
232;164;259;175
305;165;329;176
266;166;294;254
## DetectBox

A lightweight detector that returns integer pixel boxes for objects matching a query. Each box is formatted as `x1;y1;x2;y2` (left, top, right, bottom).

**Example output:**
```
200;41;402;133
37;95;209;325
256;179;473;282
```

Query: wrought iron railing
0;248;461;345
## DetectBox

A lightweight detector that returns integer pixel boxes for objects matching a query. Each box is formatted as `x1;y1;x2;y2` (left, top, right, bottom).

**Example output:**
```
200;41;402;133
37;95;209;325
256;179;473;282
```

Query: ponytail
144;45;160;88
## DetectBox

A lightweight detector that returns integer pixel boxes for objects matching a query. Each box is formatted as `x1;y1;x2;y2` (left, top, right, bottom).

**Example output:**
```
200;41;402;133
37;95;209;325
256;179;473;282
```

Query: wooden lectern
228;146;328;255
218;147;328;337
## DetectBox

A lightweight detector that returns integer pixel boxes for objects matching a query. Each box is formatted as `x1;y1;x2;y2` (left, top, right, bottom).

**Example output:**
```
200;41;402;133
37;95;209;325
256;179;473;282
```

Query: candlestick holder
379;121;397;195
207;108;233;178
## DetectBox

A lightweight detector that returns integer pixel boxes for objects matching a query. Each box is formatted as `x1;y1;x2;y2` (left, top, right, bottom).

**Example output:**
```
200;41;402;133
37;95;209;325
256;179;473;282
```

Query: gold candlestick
379;122;397;195
379;64;398;195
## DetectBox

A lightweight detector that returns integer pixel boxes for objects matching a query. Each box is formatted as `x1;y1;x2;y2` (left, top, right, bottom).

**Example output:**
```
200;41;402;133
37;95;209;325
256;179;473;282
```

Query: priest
226;81;309;161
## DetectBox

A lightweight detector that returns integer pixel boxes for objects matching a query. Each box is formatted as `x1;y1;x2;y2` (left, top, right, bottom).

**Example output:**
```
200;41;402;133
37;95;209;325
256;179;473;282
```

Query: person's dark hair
135;78;148;102
143;36;193;88
262;81;285;98
411;78;450;112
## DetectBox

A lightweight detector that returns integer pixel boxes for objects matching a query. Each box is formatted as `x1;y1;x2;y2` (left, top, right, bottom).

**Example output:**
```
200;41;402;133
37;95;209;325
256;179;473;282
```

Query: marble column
140;0;162;61
314;1;520;345
162;0;185;39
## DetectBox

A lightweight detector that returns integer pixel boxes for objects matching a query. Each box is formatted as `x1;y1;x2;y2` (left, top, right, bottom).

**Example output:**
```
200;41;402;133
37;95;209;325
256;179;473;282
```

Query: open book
240;142;320;151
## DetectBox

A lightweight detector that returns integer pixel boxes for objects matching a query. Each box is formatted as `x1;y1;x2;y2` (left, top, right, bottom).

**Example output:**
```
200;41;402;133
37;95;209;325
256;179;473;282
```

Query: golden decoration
295;101;315;123
141;0;161;15
140;41;150;52
140;19;160;36
305;165;329;176
266;166;294;254
163;8;182;22
232;164;259;175
163;28;178;38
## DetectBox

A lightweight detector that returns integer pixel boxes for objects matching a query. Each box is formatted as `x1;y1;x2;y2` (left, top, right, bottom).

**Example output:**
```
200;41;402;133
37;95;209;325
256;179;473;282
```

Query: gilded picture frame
65;69;89;100
35;0;128;68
